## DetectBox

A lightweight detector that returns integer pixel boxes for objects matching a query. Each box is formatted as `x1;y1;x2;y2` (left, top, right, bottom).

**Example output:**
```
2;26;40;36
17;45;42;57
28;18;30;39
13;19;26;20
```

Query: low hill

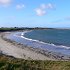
0;54;70;70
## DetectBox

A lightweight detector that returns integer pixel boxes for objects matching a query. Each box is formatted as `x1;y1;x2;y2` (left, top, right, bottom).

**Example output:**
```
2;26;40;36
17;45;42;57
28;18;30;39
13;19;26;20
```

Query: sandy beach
0;32;54;60
0;32;70;61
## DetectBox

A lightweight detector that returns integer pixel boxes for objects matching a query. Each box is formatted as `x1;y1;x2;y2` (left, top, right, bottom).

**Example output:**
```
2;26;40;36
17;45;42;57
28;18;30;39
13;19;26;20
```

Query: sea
24;29;70;47
7;29;70;56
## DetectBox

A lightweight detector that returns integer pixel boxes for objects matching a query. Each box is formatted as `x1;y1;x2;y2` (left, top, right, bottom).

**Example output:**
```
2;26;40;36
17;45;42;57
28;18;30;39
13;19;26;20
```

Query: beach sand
0;32;54;60
0;32;70;61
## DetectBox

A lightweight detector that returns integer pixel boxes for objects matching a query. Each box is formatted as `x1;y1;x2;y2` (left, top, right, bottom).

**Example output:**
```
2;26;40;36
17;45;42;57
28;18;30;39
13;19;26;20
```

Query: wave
14;31;70;50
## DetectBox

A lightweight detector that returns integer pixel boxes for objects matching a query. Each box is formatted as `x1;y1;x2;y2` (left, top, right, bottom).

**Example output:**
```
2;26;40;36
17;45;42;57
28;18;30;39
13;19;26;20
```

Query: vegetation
0;27;25;32
0;27;53;32
0;55;70;70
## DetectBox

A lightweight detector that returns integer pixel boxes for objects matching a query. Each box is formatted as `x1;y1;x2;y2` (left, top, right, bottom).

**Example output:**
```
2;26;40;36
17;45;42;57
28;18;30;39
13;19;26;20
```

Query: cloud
40;3;54;9
46;3;54;9
0;0;11;6
16;4;25;10
35;8;46;16
35;3;54;16
40;4;46;9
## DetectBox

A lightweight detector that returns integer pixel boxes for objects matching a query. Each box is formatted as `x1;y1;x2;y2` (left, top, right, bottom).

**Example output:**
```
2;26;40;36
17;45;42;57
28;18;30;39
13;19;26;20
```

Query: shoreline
0;31;70;61
0;32;54;60
22;30;70;50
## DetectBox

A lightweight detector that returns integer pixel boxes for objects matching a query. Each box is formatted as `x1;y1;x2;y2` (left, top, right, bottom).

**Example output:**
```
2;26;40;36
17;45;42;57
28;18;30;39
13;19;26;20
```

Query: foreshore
0;31;70;61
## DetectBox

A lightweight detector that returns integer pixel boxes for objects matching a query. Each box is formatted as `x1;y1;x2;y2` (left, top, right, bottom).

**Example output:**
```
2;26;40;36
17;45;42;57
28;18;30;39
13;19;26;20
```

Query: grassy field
0;55;70;70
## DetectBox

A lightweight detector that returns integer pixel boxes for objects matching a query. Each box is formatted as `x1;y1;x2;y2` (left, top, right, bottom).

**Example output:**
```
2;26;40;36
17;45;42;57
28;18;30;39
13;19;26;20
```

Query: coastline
0;32;54;60
22;30;70;50
0;31;70;61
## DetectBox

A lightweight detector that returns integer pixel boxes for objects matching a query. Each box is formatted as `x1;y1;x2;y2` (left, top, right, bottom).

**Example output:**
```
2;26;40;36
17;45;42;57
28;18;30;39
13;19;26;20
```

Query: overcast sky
0;0;70;28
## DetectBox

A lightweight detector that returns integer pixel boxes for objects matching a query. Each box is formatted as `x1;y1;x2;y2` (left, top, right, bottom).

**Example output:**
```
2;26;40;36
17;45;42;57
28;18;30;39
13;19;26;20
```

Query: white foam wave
58;45;70;49
14;31;70;50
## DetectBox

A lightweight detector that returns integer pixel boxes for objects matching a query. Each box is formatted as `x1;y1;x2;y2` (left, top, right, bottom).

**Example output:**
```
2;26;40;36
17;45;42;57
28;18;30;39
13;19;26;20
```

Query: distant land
0;27;70;32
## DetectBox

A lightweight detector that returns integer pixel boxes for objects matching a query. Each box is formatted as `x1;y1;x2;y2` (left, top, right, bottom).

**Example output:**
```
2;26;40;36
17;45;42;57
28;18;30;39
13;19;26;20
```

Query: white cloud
0;0;11;6
35;8;46;16
35;3;54;16
16;4;25;10
40;4;46;9
46;3;54;9
40;3;54;9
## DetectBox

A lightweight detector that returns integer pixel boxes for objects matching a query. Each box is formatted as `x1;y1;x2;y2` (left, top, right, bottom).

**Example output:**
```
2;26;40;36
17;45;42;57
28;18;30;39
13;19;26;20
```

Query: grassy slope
0;55;70;70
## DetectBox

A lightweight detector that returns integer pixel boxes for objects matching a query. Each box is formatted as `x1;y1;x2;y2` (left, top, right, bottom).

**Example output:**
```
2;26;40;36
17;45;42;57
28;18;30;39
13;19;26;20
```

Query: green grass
0;55;70;70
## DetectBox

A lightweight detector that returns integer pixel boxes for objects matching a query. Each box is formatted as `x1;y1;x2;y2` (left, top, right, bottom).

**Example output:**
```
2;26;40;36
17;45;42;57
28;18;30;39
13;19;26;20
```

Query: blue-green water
24;29;70;47
7;29;70;56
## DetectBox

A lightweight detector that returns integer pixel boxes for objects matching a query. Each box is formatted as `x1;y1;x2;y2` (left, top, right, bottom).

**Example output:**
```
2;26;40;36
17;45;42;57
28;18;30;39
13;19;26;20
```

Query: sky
0;0;70;28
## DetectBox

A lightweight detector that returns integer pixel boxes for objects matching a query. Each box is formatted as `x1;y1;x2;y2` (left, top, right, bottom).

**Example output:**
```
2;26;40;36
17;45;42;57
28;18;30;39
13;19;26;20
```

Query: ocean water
24;29;70;47
7;29;70;56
